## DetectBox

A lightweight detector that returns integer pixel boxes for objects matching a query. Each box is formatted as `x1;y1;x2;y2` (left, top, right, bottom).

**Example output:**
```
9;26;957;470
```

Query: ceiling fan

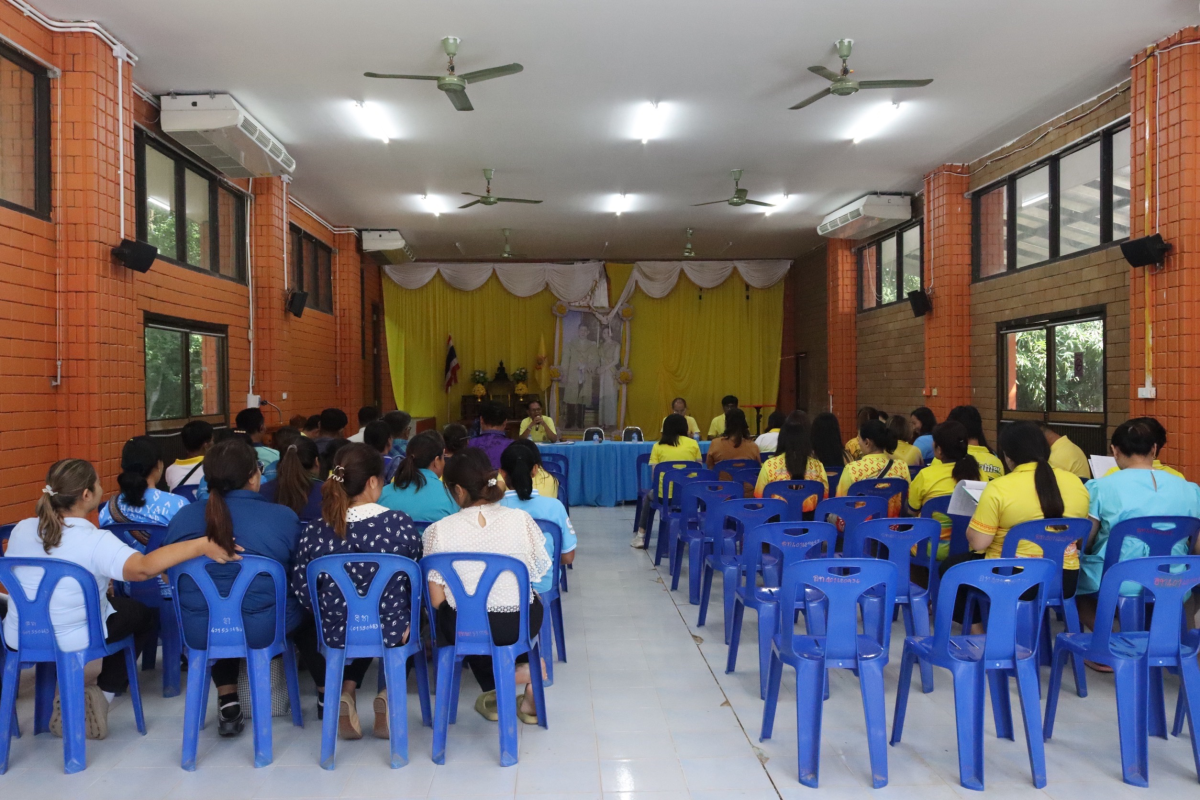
459;169;542;209
790;39;932;110
683;228;696;258
365;37;523;111
496;229;527;259
693;170;774;208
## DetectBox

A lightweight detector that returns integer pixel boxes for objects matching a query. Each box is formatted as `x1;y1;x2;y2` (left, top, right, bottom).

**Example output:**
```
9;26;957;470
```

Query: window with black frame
858;221;923;311
289;224;333;313
974;123;1130;278
0;43;51;218
144;318;228;432
135;130;246;281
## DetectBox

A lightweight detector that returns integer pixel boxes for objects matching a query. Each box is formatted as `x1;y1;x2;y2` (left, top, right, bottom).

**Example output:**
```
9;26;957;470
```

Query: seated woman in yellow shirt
887;416;924;468
947;404;1005;479
939;420;1089;624
662;397;701;438
907;421;985;560
844;406;878;462
706;409;762;471
633;413;702;546
755;411;827;513
510;439;560;500
836;419;911;516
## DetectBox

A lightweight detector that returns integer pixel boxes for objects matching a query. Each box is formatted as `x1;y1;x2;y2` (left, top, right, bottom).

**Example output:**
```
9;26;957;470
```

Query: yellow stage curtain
382;273;556;421
622;268;784;434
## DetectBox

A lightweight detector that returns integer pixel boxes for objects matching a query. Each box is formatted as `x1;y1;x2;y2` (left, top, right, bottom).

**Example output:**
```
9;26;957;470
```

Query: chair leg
952;665;987;792
319;650;345;770
1043;642;1070;740
1013;657;1047;788
795;658;825;788
528;641;548;730
0;654;21;773
34;662;55;735
988;669;1014;741
668;526;683;591
653;516;669;565
180;653;208;771
1111;658;1151;787
1060;599;1087;698
121;644;146;735
756;604;777;701
382;651;410;769
890;645;916;745
760;650;783;741
697;558;714;629
906;599;935;693
412;651;433;728
551;597;567;664
688;537;704;605
56;654;88;774
431;648;456;765
492;652;519;767
725;599;745;675
721;568;737;645
538;609;555;687
246;650;275;768
160;602;182;698
1149;666;1168;740
859;659;889;789
1177;658;1200;781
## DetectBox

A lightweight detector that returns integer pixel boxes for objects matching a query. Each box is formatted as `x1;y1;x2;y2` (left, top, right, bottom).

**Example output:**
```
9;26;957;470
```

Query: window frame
289;223;334;313
0;41;52;219
857;219;924;312
134;128;247;283
973;122;1129;280
143;314;229;433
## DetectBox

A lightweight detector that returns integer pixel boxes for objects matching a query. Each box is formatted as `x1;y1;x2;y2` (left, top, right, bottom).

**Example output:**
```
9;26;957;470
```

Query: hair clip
487;477;498;487
42;485;56;496
331;465;346;483
287;444;298;452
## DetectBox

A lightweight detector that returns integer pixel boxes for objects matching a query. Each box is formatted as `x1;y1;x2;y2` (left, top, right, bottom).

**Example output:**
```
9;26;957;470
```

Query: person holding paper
1038;422;1091;480
836;419;911;516
907;421;984;561
938;421;1089;624
1100;416;1185;479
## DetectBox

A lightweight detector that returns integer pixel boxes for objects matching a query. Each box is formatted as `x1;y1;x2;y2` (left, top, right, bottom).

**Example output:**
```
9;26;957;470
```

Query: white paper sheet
1089;455;1117;479
947;480;988;517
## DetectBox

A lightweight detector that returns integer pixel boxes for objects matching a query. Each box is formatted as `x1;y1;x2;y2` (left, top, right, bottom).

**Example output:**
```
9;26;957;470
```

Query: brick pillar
334;233;363;412
776;268;797;414
251;177;290;414
923;164;973;419
826;238;857;432
1129;28;1200;477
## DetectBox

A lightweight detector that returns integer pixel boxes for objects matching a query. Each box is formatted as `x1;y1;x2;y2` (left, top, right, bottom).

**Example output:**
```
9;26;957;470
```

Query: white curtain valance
628;260;792;299
383;261;605;304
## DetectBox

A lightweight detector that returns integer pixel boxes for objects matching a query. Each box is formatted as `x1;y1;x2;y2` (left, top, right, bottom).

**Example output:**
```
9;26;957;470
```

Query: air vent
161;94;295;179
817;195;911;239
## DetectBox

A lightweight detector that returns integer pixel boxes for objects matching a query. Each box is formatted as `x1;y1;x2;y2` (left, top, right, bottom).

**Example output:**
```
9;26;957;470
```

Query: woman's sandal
373;690;389;739
1084;659;1114;674
474;690;499;721
516;687;538;724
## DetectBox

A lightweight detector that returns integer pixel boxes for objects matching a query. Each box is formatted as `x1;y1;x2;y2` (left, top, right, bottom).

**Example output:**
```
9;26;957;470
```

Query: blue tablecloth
538;441;711;507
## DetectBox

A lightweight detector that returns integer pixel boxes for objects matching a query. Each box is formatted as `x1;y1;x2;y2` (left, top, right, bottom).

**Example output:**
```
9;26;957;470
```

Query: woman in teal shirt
378;430;458;523
498;442;576;593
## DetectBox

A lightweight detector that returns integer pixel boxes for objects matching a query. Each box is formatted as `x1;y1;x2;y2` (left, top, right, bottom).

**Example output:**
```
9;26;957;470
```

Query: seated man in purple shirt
470;401;514;469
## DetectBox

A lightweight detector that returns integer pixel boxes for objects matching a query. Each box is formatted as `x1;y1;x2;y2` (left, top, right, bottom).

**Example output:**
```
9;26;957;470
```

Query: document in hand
947;480;988;517
1088;455;1117;479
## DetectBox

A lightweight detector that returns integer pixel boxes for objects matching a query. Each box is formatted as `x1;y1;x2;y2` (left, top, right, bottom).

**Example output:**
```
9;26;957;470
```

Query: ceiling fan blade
495;197;543;204
789;87;832;110
807;65;840;82
692;199;732;206
458;199;482;209
447;90;474;111
858;79;934;89
461;192;486;197
460;63;524;83
363;72;442;80
744;199;775;207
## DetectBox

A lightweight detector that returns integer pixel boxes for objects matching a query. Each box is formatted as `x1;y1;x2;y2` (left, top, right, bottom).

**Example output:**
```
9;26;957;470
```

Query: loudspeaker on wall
907;289;932;317
286;290;308;318
112;239;158;273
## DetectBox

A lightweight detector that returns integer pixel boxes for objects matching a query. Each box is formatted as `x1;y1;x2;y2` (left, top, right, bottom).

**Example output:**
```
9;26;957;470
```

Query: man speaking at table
519;400;559;443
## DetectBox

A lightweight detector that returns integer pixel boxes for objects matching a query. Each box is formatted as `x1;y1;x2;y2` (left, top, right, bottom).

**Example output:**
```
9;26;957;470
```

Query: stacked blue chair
696;498;787;642
104;523;183;697
760;558;899;788
667;480;742;602
918;495;972;608
813;495;886;553
654;466;716;565
422;553;546;766
726;521;837;698
169;555;304;770
0;558;146;774
1044;556;1200;787
305;554;431;769
761;480;825;521
532;519;567;684
645;461;706;560
847;477;910;517
844;518;940;693
891;557;1055;791
632;452;653;534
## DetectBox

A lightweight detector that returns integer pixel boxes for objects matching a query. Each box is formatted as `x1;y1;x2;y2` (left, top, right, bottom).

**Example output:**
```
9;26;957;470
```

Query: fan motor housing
437;75;467;93
830;80;859;96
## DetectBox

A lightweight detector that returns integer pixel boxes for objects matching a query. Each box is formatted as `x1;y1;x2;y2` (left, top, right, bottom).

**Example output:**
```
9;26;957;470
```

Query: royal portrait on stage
551;303;631;433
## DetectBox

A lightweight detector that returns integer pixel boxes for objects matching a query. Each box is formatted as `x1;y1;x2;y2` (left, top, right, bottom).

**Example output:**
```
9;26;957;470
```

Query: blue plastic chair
668;481;742;603
632;452;652;534
305;554;431;770
825;465;842;488
1044;556;1200;786
761;558;899;788
103;523;184;697
168;555;304;770
540;462;569;514
696;498;788;643
0;522;14;550
918;495;972;609
1100;516;1200;632
532;519;567;683
726;521;837;699
655;466;717;566
731;467;763;497
892;558;1056;791
713;459;760;482
0;558;146;774
847;477;910;517
540;452;569;481
646;461;706;560
172;485;199;502
844;517;940;693
422;553;546;766
814;495;887;554
761;480;825;521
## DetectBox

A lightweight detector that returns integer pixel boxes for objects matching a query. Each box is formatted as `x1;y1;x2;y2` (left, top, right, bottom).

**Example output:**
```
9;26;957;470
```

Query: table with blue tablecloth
537;440;711;507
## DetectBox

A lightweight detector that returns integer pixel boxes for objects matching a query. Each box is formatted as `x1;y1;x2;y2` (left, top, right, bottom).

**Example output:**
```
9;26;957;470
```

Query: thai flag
443;335;460;392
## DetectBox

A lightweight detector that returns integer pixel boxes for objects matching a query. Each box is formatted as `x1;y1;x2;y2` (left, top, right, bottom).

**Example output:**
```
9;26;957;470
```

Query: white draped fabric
606;260;792;315
383;261;605;303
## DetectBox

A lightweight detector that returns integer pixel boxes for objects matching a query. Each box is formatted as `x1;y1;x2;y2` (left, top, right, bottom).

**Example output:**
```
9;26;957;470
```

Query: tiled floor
3;504;1199;798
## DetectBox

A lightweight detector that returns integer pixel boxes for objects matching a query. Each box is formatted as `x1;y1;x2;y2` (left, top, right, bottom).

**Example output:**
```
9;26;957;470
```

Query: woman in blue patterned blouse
290;442;423;741
99;435;189;533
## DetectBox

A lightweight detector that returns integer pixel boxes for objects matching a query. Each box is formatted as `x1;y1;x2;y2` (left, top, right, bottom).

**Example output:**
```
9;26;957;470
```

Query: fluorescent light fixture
147;196;171;211
632;101;666;144
420;194;444;216
849;102;902;144
763;194;791;217
611;193;631;215
1021;192;1049;208
353;101;394;143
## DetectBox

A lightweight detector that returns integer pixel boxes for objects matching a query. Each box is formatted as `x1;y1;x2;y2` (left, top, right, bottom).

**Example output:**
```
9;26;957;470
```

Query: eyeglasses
257;460;267;475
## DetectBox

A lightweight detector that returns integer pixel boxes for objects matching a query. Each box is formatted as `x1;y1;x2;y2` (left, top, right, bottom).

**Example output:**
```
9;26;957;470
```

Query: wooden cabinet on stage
461;390;540;422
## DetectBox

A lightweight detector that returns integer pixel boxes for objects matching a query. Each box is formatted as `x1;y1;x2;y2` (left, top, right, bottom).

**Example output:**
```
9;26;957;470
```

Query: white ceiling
37;0;1198;260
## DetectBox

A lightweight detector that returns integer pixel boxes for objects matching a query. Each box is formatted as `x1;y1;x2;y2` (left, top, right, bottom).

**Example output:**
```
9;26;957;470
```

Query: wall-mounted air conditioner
361;230;415;265
817;194;912;240
160;94;295;179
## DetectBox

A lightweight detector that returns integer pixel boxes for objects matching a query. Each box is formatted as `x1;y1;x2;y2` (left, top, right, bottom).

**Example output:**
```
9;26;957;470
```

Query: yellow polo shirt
1103;460;1185;480
661;415;700;436
846;437;863;462
708;414;730;439
890;440;924;468
968;462;1089;568
519;416;557;442
1049;435;1091;480
970;445;1005;479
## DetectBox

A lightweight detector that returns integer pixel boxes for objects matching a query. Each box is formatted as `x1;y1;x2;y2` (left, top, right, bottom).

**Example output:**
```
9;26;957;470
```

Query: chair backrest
825;466;842;487
1102;516;1200;577
919;495;972;559
679;481;743;526
650;460;703;504
103;523;171;606
714;459;759;481
731;467;762;494
778;558;898;662
305;553;422;656
540;452;569;476
635;452;652;494
814;495;887;549
847;477;909;515
713;498;788;548
167;555;288;655
843;517;940;597
622;427;644;442
1089;556;1200;660
741;521;838;586
920;495;951;516
532;519;565;593
0;558;108;660
997;518;1091;601
412;520;433;536
662;467;717;512
172;485;199;502
761;480;825;521
583;427;605;443
0;522;16;554
933;558;1054;662
420;553;532;656
541;461;567;489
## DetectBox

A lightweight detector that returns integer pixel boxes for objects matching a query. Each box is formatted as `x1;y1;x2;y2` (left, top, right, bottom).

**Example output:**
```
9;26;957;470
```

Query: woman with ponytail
4;459;237;738
946;405;1006;478
907;421;984;561
499;441;577;589
378;430;458;522
835;418;911;515
288;442;422;740
99;436;189;535
164;437;304;738
260;427;323;522
754;412;828;513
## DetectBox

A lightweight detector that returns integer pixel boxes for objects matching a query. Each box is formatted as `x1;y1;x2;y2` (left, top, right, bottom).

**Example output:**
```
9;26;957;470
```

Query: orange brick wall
791;246;828;415
856;301;924;418
826;238;857;432
923;165;972;418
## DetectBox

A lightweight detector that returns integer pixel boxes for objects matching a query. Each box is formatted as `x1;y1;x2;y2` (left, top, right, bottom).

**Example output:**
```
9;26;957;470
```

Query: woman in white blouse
424;447;551;723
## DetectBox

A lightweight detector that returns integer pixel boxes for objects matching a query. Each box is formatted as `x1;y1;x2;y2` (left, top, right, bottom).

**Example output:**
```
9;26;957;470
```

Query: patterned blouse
289;503;423;648
754;454;829;512
836;452;911;517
